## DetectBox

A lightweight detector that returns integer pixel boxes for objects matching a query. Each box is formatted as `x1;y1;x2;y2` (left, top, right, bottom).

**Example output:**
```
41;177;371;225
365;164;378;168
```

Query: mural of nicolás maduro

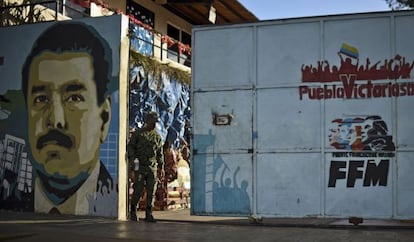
21;21;116;215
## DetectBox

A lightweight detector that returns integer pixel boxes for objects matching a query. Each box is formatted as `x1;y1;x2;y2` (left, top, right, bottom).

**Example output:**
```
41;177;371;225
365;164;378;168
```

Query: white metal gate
191;11;414;219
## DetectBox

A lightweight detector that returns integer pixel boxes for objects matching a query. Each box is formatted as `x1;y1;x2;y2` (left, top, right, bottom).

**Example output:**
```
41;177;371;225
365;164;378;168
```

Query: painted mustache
36;129;74;150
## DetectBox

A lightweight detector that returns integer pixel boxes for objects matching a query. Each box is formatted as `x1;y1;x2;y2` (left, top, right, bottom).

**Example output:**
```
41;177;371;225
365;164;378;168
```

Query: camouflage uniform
128;112;164;222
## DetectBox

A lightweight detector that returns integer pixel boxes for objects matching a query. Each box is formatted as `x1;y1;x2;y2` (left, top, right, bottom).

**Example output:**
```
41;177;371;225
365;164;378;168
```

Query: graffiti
328;115;395;151
329;159;390;188
213;156;250;214
302;43;414;83
299;43;414;100
299;77;414;100
327;115;394;188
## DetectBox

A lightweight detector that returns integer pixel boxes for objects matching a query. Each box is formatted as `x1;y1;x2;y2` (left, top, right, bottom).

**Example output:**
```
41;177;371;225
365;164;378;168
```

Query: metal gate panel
192;90;253;154
257;21;321;86
394;15;414;218
323;17;392;62
397;152;414;218
396;95;414;218
192;27;254;89
324;94;394;218
192;153;253;215
257;87;322;151
256;153;322;217
397;88;414;148
324;152;394;218
396;15;414;63
192;89;253;216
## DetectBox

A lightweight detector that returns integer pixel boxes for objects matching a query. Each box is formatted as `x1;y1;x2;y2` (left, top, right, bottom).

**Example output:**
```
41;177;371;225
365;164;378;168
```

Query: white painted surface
192;11;414;219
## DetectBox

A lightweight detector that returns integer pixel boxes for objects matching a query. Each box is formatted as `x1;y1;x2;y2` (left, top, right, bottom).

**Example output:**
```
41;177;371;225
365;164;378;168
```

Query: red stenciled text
299;75;414;100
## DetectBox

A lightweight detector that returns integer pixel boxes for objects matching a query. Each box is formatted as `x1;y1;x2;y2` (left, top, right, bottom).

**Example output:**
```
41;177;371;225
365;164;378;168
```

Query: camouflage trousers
130;166;158;209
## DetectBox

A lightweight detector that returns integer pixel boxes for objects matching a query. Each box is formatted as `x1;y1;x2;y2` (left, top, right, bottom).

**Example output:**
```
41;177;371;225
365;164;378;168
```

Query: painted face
27;51;110;179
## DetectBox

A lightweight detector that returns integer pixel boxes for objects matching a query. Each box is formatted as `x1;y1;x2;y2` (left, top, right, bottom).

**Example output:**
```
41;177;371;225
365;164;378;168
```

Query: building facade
0;0;257;220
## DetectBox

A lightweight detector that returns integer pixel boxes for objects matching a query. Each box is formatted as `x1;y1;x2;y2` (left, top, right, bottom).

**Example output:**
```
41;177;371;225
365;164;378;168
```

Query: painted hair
21;21;112;106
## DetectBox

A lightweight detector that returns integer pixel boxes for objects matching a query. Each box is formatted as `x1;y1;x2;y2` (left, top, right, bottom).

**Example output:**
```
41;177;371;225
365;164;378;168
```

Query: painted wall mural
328;115;395;152
297;43;410;189
299;43;414;100
213;157;250;214
0;16;121;217
327;115;395;188
192;131;252;215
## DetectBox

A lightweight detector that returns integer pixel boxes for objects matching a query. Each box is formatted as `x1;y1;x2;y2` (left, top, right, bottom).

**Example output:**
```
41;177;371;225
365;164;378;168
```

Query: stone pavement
152;208;414;229
1;208;414;229
1;209;414;242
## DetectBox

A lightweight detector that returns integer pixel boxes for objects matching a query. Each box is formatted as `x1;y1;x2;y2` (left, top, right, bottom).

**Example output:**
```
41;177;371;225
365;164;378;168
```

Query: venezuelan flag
340;43;359;59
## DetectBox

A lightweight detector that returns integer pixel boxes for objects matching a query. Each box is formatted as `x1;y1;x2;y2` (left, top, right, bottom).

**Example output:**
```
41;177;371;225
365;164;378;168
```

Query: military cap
145;111;159;123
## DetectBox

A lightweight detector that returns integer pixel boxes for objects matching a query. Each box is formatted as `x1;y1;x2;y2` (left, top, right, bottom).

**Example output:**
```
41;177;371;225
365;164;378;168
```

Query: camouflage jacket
128;128;164;170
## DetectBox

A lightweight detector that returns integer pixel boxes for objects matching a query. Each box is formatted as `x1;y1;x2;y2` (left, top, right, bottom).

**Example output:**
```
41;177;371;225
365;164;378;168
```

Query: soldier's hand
159;169;165;178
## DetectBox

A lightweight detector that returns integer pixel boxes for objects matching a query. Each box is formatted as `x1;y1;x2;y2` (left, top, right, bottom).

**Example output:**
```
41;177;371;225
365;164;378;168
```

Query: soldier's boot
129;204;137;221
145;207;156;223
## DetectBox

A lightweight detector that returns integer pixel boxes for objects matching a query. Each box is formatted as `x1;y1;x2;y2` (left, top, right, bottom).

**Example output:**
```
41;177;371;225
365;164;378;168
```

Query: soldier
128;112;164;222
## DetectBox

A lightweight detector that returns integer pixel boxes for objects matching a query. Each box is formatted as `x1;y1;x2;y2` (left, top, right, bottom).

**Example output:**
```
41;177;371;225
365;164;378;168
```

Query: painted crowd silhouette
301;44;414;83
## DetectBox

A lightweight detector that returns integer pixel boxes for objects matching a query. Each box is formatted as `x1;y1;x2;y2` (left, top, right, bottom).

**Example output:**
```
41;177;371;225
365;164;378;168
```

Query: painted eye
66;94;85;103
33;95;49;104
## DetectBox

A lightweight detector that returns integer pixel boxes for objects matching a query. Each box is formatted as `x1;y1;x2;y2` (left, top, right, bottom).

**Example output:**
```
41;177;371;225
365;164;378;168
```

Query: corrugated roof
157;0;258;25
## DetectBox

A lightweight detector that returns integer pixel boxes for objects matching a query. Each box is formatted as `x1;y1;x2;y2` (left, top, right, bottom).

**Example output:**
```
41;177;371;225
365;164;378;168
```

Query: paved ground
1;209;414;242
152;208;414;229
